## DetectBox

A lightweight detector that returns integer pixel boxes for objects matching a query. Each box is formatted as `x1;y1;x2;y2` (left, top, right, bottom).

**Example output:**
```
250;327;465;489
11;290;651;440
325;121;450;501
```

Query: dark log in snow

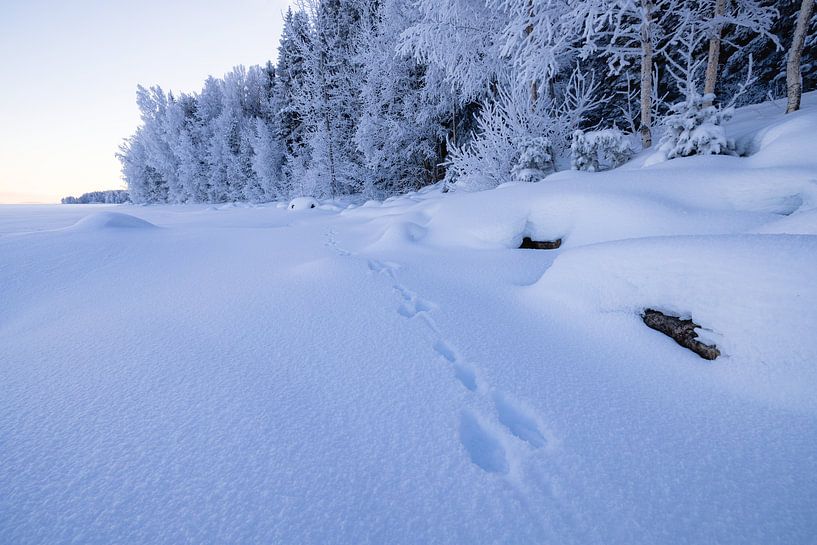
642;309;720;360
519;237;562;250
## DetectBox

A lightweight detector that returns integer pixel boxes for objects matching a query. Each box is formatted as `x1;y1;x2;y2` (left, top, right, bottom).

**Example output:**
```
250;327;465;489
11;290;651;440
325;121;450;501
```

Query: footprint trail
324;229;554;486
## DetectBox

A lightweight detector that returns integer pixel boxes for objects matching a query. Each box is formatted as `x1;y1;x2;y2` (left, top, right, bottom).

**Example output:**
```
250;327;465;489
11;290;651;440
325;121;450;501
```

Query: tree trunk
527;0;538;107
324;113;337;199
703;0;727;106
787;0;815;113
640;0;655;148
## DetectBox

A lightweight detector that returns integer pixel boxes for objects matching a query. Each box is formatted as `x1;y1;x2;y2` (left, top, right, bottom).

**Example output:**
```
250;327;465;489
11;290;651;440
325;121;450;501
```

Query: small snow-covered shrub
511;137;555;183
570;129;632;172
659;93;735;160
445;96;520;192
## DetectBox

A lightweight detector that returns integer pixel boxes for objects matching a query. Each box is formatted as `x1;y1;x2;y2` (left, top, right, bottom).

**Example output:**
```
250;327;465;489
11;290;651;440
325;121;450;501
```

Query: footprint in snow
367;259;400;276
325;231;352;256
432;339;457;363
452;364;478;392
397;296;435;318
393;284;414;301
459;411;509;474
493;392;547;449
433;340;478;392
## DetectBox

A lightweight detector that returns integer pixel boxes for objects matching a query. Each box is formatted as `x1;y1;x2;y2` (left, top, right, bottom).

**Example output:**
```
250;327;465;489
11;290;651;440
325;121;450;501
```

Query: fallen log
642;309;720;360
519;236;562;250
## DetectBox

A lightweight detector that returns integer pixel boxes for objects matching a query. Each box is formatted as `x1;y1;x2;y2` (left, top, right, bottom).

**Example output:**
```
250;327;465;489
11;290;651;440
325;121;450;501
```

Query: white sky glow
0;0;291;203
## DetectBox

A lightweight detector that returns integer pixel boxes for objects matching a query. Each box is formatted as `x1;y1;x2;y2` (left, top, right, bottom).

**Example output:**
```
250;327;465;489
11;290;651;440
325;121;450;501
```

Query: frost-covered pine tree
118;127;168;204
206;65;273;202
134;85;180;202
276;8;312;180
250;117;286;201
659;92;734;159
354;0;453;196
164;92;206;202
296;0;370;198
571;128;632;171
245;62;286;202
511;137;555;183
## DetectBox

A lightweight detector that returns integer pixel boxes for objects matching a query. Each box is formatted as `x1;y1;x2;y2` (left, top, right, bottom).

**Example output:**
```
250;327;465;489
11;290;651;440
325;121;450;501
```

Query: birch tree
787;0;816;112
702;0;778;106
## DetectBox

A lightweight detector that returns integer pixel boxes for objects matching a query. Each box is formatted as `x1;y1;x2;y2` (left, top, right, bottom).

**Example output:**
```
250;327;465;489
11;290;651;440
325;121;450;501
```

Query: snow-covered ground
2;97;817;544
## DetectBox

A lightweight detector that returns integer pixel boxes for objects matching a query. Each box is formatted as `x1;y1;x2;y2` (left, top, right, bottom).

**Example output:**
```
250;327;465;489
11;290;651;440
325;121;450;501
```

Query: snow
65;211;158;231
2;95;817;543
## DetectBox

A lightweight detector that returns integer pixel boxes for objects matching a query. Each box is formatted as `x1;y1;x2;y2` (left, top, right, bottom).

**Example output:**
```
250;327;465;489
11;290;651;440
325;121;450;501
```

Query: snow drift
65;211;158;231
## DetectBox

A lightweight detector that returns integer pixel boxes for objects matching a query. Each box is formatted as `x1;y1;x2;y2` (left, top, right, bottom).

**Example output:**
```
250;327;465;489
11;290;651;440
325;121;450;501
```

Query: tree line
62;190;131;204
118;0;816;204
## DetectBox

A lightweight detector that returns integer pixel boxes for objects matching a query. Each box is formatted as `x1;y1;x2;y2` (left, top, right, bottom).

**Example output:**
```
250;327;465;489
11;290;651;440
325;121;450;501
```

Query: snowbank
530;234;817;410
65;211;157;231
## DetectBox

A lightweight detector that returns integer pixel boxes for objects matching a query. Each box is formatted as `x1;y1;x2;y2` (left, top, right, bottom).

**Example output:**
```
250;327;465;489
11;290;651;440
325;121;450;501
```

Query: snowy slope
2;96;817;544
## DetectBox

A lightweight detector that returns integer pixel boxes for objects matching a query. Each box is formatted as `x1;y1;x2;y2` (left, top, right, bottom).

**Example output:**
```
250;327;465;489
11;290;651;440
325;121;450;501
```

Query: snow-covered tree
163;92;205;202
118;0;814;200
490;0;577;105
276;8;312;173
62;190;131;204
659;92;734;159
570;0;714;148
294;0;371;198
250;117;286;201
118;127;168;204
511;136;555;183
355;0;453;196
135;85;180;200
571;128;632;171
399;0;508;104
447;69;603;190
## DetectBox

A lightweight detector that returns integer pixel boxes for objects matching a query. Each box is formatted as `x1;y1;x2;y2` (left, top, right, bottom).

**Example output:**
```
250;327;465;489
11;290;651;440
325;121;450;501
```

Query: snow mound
373;220;428;247
419;183;775;250
744;108;817;166
288;197;318;210
531;234;817;410
66;212;157;231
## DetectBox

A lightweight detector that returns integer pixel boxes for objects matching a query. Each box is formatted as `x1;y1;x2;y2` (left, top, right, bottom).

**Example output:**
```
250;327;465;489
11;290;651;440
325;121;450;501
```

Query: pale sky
0;0;292;203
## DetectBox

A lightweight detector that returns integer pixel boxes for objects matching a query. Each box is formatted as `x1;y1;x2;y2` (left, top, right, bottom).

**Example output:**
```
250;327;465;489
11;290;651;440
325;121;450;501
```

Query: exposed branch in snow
642;309;720;360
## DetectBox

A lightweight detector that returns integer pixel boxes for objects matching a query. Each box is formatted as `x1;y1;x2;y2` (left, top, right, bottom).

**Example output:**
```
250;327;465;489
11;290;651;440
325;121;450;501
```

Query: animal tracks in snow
453;363;478;393
325;230;353;256
367;258;400;278
459;411;509;474
397;294;435;319
421;310;552;475
432;339;457;363
431;340;478;392
494;392;548;449
325;229;552;480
